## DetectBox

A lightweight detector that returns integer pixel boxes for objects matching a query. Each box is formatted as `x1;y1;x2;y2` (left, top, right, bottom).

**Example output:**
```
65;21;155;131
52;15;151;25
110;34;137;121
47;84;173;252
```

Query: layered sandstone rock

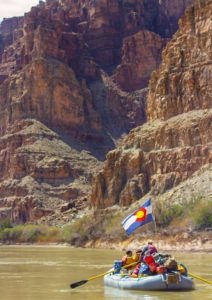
0;17;24;84
91;0;212;208
147;0;212;120
0;0;194;87
113;30;168;91
0;118;102;224
156;0;195;37
0;0;194;223
0;57;106;224
0;58;103;140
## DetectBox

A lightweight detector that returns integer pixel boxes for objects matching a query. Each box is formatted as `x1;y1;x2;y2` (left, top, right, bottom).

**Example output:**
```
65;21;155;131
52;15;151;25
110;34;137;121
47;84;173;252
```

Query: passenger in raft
133;250;143;263
127;250;143;274
142;241;157;255
121;250;134;270
132;243;158;276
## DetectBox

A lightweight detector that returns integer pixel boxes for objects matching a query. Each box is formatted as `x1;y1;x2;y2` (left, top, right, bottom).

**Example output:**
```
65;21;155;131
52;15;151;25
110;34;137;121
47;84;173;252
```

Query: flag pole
154;220;157;235
152;199;157;235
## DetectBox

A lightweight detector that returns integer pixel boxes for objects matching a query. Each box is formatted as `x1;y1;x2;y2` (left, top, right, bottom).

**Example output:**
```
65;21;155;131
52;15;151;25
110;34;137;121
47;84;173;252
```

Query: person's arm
121;256;127;265
141;245;148;255
132;254;138;262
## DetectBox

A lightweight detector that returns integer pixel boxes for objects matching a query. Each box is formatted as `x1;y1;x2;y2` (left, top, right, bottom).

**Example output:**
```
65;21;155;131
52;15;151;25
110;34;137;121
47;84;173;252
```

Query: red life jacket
156;266;167;274
144;255;158;272
148;245;157;254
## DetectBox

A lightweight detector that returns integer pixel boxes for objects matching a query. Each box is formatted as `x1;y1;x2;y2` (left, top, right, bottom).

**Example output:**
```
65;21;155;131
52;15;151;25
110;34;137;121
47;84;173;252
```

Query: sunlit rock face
91;0;212;209
147;0;212;121
0;0;194;223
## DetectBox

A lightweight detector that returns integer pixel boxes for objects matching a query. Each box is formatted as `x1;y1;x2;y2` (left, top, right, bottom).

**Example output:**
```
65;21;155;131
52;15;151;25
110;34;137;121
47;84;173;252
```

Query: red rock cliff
0;0;194;224
91;0;212;208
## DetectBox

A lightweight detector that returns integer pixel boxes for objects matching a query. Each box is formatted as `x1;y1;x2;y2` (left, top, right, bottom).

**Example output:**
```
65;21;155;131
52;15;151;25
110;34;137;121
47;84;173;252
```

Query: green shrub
194;201;212;230
0;224;58;243
19;225;48;242
186;194;202;210
0;218;12;230
20;226;37;242
105;213;122;233
2;226;23;242
155;203;184;226
62;217;91;245
154;193;207;227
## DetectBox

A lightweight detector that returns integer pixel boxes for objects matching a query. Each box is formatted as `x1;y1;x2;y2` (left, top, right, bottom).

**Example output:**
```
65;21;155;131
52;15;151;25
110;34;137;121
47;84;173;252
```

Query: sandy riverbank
84;231;212;253
1;231;211;253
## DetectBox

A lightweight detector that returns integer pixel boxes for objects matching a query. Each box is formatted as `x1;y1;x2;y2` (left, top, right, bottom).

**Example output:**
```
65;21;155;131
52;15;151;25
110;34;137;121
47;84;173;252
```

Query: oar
70;261;138;289
188;272;212;285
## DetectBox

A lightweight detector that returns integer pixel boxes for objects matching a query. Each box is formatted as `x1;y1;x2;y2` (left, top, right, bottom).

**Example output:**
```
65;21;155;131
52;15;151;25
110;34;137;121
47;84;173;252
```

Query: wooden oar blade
70;280;88;289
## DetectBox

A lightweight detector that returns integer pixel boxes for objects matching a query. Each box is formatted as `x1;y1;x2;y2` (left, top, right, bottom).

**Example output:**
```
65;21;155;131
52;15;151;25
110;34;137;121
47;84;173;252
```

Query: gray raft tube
104;273;194;291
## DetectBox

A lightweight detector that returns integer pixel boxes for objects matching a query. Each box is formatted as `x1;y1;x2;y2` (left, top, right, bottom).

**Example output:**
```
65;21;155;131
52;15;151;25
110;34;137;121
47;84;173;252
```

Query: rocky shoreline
83;231;212;253
1;231;212;254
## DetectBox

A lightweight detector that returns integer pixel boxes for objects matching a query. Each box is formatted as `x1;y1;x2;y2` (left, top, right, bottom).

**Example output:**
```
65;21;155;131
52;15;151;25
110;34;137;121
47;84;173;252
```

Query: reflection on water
105;286;160;300
104;286;203;300
0;246;211;300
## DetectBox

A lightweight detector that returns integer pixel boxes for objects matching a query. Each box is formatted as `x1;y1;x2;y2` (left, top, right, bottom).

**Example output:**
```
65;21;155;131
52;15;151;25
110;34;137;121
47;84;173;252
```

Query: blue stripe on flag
125;213;154;235
121;198;151;225
121;198;154;235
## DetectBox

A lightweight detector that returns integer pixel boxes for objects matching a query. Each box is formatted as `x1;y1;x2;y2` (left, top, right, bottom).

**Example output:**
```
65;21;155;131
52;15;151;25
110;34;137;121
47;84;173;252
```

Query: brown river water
0;246;211;300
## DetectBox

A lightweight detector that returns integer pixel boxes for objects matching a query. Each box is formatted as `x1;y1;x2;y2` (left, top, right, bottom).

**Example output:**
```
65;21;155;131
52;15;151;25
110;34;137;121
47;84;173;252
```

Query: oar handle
87;260;138;281
70;260;139;288
188;272;212;285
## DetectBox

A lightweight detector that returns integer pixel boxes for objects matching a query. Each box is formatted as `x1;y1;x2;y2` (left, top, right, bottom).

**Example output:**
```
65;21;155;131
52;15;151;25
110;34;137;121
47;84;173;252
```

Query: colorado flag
121;198;154;235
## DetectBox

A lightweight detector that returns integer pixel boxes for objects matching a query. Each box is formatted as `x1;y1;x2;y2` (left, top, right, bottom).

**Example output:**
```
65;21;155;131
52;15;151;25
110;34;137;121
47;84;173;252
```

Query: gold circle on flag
136;210;145;219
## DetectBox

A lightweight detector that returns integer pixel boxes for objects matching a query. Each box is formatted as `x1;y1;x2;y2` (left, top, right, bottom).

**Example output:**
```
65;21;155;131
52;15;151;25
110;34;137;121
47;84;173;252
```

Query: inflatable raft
104;271;194;291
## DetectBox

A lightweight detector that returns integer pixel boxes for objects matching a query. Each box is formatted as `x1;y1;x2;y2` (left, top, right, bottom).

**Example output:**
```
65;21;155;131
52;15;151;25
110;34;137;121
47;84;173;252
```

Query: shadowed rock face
113;30;168;91
0;0;194;88
0;0;194;224
91;0;212;209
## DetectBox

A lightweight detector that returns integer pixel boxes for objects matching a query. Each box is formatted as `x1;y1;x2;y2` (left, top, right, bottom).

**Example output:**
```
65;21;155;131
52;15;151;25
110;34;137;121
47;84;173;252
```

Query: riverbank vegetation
0;194;211;246
154;194;212;229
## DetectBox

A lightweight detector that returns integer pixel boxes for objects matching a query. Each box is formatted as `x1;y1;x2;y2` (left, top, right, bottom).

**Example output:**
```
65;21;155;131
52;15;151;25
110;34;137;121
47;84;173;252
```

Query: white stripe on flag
123;215;137;230
146;205;152;215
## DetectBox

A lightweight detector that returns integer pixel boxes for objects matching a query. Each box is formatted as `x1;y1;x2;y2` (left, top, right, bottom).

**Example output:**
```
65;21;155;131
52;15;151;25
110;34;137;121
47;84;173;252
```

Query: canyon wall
0;0;194;223
91;0;212;208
